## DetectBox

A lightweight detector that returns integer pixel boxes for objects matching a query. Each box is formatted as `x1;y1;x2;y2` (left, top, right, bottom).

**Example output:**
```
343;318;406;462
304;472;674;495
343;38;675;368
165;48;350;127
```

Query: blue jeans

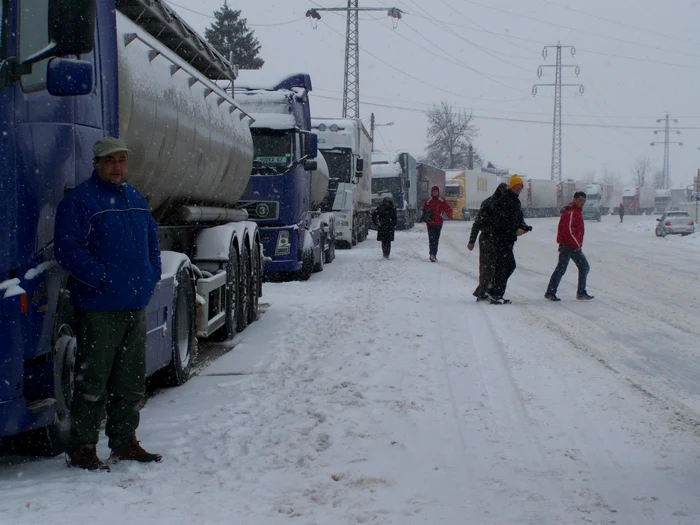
546;245;590;296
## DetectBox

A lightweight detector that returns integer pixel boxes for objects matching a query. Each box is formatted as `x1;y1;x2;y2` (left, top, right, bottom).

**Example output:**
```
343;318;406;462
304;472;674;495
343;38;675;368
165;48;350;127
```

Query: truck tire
161;265;196;386
237;243;250;333
248;238;261;324
324;234;335;264
313;233;325;272
211;244;240;341
298;249;314;281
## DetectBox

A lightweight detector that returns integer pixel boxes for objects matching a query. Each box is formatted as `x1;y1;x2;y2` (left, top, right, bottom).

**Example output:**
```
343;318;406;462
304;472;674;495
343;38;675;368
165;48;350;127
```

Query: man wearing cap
421;185;453;262
54;136;162;470
485;174;531;304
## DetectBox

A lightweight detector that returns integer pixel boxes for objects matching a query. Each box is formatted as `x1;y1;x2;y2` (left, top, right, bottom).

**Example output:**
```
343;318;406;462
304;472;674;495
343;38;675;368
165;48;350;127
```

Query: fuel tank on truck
115;14;254;217
311;151;330;210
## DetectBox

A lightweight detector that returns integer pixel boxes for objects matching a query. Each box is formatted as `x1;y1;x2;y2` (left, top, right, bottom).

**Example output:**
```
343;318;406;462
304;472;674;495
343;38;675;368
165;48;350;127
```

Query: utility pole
306;3;403;119
650;113;682;189
532;43;584;181
369;112;394;151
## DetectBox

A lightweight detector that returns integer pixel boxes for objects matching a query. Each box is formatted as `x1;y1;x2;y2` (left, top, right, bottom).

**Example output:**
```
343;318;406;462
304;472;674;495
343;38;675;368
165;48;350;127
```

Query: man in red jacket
545;191;594;301
422;185;453;262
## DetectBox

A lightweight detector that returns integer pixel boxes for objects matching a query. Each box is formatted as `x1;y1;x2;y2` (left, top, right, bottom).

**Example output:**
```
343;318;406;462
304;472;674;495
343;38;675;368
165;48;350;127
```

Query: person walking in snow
372;196;398;258
468;182;508;301
618;202;625;223
485;174;531;304
544;191;594;301
54;137;162;470
421;185;453;262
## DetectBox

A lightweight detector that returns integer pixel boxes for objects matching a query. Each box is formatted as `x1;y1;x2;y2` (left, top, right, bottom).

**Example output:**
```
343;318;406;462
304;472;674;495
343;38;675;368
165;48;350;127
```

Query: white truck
311;119;372;247
371;152;418;230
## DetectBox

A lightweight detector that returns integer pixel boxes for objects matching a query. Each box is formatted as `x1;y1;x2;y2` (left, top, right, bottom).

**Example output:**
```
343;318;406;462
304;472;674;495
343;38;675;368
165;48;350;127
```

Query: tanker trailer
0;0;261;455
309;152;337;267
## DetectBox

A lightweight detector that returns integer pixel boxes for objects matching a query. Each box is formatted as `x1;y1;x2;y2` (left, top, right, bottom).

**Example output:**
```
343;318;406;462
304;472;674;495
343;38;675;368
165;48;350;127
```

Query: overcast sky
167;0;700;190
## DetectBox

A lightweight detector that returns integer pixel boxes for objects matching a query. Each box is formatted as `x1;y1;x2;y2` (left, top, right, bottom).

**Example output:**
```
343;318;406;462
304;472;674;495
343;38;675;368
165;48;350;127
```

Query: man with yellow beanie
484;174;531;304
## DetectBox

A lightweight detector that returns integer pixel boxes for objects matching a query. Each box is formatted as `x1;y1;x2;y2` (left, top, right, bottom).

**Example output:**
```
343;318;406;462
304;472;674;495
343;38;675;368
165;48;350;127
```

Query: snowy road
2;215;700;524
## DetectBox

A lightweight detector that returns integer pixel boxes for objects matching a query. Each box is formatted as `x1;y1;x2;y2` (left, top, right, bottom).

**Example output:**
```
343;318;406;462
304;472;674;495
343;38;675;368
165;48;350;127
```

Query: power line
542;1;700;49
311;93;700;129
460;0;700;61
166;1;305;26
314;18;532;103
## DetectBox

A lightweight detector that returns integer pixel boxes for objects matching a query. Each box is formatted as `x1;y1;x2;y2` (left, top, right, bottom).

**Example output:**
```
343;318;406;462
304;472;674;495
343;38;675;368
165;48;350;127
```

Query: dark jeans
71;308;147;449
474;234;496;296
381;240;391;257
488;240;516;298
546;244;590;296
427;225;442;256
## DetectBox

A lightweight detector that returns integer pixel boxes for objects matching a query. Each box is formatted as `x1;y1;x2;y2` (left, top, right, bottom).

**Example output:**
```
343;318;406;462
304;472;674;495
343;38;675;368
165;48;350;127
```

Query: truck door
13;0;102;359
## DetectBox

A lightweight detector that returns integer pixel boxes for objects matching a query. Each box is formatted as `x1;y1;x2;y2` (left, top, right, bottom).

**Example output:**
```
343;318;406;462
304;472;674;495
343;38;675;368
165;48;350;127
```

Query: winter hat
93;136;130;158
508;174;524;189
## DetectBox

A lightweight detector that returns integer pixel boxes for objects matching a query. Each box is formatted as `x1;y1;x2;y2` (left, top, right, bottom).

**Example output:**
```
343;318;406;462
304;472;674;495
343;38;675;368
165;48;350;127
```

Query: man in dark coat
486;174;531;304
421;185;453;262
468;182;508;300
372;197;397;258
618;202;625;222
54;137;162;470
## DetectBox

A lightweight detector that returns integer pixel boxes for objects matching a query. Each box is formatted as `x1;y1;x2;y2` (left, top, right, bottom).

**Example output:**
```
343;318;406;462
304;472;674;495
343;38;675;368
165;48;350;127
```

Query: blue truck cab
1;0;262;454
234;73;325;279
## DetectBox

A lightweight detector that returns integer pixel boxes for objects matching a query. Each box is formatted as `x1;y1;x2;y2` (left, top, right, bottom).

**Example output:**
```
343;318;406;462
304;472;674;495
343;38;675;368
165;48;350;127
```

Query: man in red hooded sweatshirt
544;191;594;301
422;186;453;262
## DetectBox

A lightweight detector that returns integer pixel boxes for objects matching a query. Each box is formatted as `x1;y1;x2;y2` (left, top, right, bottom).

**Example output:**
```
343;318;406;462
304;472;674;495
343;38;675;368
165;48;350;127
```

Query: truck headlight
275;230;291;256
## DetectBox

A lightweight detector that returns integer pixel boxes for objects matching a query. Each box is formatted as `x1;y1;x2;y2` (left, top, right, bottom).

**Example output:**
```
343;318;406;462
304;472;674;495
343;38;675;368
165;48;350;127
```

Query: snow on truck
234;72;335;279
0;0;264;454
311;118;372;248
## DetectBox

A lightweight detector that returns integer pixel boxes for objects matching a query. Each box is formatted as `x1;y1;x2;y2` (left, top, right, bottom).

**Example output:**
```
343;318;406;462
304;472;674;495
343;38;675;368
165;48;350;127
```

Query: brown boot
111;435;162;463
67;444;110;471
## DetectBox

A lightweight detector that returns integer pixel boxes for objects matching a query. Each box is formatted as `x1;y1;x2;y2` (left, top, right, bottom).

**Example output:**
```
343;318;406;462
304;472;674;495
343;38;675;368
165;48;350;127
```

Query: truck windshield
322;151;352;182
372;177;402;195
445;185;461;197
251;130;293;175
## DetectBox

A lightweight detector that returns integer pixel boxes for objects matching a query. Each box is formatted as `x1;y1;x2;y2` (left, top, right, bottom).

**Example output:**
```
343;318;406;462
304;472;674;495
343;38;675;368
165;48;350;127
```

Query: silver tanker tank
311;151;330;210
116;14;253;217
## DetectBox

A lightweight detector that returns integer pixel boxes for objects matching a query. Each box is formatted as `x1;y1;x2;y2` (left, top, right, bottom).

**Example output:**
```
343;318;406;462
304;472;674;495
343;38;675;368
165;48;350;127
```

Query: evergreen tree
205;2;264;70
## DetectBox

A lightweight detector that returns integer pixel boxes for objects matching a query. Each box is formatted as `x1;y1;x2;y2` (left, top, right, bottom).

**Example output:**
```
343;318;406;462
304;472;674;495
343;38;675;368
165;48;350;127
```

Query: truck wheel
298;249;314;281
314;234;325;272
248;239;261;324
161;265;196;386
325;234;335;264
211;245;240;342
237;243;250;332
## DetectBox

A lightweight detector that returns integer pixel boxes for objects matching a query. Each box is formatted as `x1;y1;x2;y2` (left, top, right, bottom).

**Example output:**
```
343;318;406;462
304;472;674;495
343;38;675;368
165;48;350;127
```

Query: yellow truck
445;171;469;220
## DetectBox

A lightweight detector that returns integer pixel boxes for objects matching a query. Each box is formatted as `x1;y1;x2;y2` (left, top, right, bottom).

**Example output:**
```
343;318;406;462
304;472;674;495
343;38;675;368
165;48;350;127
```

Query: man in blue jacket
54;137;162;470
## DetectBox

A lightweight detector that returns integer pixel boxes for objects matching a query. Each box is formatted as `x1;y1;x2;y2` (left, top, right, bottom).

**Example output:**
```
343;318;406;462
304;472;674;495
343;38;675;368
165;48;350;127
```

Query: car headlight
275;230;291;256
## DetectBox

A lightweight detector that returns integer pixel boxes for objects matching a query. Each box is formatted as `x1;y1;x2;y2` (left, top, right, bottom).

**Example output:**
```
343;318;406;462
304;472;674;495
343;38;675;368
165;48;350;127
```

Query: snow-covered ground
2;215;700;524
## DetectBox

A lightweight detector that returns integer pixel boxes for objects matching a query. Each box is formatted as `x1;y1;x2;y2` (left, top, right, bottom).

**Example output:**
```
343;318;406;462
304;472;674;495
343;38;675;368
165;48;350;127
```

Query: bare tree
599;167;621;186
424;101;479;169
631;156;653;187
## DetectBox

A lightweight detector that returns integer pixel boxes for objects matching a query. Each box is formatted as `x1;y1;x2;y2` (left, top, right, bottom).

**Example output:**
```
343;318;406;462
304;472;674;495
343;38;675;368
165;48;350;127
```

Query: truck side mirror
307;133;318;159
25;0;96;64
50;0;96;55
356;158;364;175
304;159;318;171
47;58;93;96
